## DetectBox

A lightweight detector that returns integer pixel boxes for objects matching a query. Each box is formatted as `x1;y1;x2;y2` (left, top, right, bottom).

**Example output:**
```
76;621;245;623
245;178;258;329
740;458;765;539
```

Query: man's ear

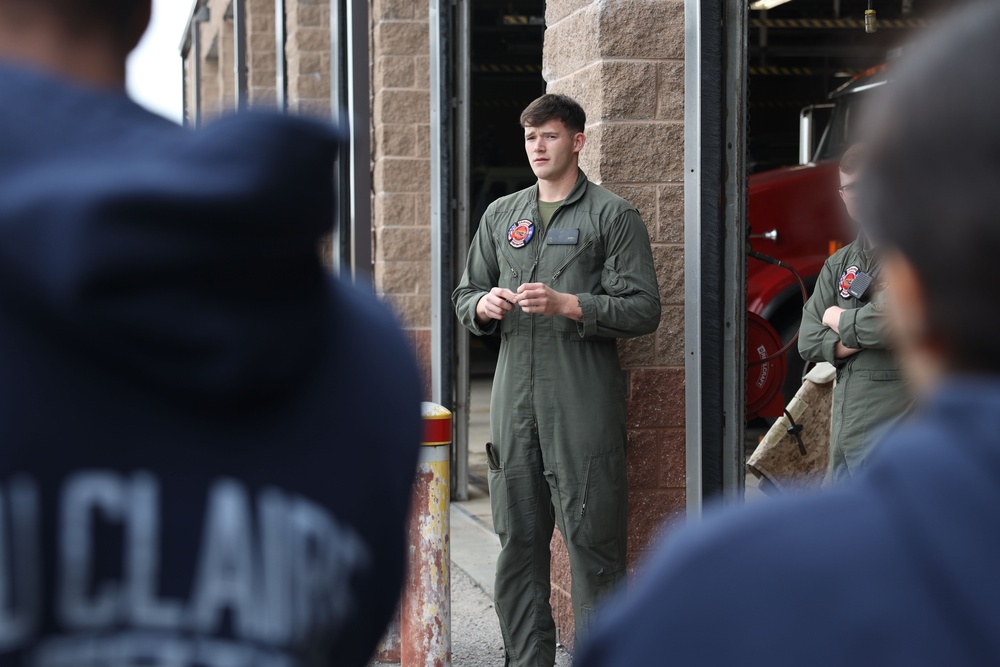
574;132;586;153
124;0;152;55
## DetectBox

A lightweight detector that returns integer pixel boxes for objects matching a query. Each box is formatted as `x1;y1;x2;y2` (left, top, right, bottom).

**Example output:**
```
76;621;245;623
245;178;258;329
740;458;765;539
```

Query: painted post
375;609;401;663
401;403;452;667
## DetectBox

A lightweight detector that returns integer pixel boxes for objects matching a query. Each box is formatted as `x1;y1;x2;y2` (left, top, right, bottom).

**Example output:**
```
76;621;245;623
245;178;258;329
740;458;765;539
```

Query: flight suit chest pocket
495;236;524;286
550;234;599;287
495;240;522;335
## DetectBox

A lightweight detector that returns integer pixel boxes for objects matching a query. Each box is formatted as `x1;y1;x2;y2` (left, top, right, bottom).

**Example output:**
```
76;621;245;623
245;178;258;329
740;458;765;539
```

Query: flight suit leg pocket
486;443;509;539
578;448;627;547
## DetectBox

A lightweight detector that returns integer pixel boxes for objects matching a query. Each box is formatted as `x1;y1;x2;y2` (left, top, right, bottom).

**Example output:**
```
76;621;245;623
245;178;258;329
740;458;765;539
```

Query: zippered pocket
580;464;592;519
495;236;523;285
552;236;596;281
578;448;626;546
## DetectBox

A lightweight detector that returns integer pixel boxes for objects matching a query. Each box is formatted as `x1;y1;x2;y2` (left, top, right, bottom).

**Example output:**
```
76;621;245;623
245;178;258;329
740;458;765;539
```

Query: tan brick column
219;10;236;111
371;0;433;396
183;55;196;124
543;0;687;651
195;0;229;121
246;0;278;107
285;0;332;116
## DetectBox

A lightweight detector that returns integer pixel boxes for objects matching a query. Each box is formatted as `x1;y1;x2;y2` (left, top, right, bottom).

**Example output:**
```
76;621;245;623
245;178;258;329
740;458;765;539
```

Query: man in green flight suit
799;143;911;483
453;94;660;666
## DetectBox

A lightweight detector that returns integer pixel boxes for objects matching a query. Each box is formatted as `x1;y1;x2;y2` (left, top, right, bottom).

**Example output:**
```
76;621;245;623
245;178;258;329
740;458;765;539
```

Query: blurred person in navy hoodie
579;3;1000;666
0;1;422;666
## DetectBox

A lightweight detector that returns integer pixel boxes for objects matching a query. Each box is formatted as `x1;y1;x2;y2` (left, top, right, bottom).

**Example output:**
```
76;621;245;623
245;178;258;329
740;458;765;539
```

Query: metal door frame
684;0;749;517
330;0;373;283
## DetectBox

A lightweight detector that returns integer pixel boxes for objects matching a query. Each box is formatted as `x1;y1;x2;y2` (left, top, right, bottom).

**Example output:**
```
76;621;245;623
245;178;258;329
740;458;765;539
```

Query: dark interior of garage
464;0;545;375
469;1;545;225
749;0;955;173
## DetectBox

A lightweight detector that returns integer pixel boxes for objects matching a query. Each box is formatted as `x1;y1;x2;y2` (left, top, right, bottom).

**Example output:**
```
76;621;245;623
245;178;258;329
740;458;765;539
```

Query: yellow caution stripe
750;17;930;29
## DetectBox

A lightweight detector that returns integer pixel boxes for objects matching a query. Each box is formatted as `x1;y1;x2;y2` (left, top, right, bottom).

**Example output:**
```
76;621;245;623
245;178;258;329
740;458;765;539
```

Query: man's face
524;120;585;183
838;169;863;224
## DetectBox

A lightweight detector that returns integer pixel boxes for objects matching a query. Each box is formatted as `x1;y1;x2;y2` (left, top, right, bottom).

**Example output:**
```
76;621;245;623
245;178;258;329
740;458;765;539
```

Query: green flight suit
798;240;911;482
453;171;660;666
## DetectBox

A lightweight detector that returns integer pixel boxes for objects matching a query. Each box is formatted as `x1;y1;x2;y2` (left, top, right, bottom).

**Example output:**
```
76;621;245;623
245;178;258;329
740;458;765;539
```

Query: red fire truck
747;64;889;408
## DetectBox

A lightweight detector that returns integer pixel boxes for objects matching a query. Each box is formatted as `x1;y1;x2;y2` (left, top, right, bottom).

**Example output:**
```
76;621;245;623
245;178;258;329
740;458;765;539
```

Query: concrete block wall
182;1;331;116
247;0;278;107
285;0;332;117
371;0;433;396
186;0;230;121
543;0;687;651
219;9;236;111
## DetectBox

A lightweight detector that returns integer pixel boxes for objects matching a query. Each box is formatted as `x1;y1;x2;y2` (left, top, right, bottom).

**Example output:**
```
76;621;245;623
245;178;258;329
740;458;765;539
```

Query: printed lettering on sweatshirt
0;472;370;667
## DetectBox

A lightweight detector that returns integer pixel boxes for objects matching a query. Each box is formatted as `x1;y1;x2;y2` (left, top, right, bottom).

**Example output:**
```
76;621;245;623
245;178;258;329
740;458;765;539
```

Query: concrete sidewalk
370;492;572;666
448;497;574;666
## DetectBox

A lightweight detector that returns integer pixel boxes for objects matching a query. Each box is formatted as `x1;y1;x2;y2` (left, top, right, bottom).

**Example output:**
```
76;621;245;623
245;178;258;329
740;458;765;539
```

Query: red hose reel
746;311;787;421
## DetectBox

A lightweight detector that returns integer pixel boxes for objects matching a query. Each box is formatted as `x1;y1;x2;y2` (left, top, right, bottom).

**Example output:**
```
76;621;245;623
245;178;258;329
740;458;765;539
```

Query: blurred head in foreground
868;1;1000;395
0;1;423;666
0;0;150;87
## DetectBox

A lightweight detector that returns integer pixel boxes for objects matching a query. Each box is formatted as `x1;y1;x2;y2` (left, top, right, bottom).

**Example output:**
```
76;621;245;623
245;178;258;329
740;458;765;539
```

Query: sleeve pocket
601;256;636;297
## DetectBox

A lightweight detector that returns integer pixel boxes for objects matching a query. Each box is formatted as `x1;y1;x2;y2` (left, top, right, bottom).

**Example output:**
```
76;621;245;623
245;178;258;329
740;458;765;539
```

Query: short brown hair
839;143;867;175
520;94;586;135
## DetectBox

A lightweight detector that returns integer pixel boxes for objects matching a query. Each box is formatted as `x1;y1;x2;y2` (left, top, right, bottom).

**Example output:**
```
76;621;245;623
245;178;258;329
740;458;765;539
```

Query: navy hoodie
579;379;1000;666
0;65;422;666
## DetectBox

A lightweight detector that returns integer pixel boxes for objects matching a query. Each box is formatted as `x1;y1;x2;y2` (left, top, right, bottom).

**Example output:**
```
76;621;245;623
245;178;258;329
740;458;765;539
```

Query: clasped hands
476;284;581;323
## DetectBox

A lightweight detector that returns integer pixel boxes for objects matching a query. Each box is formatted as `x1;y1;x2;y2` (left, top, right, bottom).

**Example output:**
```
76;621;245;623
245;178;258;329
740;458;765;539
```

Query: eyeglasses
838;183;862;198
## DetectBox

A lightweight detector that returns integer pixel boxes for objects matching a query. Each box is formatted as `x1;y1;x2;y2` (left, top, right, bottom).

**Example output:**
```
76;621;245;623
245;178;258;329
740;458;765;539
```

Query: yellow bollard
400;403;452;667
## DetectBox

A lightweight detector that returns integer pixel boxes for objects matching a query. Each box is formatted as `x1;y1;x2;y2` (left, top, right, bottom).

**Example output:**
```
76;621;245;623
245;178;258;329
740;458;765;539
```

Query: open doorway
459;0;545;493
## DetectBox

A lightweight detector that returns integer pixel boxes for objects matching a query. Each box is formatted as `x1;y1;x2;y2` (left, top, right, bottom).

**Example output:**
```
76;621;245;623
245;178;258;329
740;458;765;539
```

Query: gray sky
126;0;193;124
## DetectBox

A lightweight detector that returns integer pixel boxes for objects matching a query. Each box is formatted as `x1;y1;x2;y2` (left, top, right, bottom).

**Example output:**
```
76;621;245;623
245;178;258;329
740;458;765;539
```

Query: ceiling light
750;0;794;10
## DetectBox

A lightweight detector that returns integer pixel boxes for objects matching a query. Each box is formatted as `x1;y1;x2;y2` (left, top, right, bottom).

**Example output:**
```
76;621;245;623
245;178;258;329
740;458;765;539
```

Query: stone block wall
183;0;330;118
543;0;687;651
371;0;433;396
184;0;231;122
247;0;278;107
285;0;332;116
219;8;236;111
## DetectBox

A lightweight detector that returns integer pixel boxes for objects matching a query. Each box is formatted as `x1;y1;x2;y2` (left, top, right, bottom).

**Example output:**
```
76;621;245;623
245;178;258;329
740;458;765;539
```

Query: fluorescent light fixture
850;81;888;94
750;0;794;10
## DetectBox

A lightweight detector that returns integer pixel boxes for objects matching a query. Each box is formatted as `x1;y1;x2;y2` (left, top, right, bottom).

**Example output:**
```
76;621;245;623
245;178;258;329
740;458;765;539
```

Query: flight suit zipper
496;238;521;282
581;462;592;518
552;237;595;281
528;192;545;436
